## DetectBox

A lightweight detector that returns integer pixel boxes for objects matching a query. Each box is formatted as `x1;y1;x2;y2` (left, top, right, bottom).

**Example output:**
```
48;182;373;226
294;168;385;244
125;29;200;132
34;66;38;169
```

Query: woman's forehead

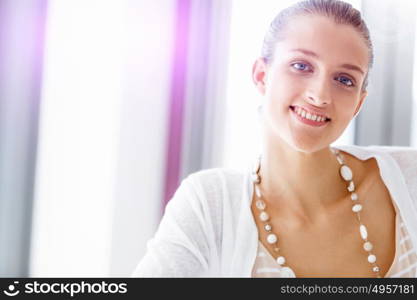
273;14;369;69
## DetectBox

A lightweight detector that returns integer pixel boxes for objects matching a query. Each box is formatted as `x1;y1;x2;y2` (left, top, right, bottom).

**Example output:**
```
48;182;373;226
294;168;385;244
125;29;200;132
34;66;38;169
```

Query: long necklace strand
251;147;382;278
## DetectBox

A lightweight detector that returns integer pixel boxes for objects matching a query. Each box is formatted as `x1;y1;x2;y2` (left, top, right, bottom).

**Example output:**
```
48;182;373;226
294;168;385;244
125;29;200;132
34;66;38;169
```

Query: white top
132;145;417;277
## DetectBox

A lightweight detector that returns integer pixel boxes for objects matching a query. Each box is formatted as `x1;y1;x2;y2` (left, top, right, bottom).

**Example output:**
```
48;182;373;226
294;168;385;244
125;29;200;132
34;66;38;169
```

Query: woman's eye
291;62;311;72
336;76;354;87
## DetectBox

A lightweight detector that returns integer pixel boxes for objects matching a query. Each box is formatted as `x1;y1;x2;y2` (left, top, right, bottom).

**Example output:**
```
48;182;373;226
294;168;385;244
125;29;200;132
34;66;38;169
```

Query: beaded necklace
252;147;382;277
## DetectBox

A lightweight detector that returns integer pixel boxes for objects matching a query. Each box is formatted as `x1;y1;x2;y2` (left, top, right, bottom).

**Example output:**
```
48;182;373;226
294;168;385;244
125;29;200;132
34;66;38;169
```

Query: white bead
368;254;377;263
351;192;358;201
363;241;373;251
264;224;272;231
360;224;368;240
267;233;278;244
348;181;355;192
256;199;266;210
276;256;286;265
340;165;353;181
373;266;380;272
255;185;262;198
260;211;269;222
352;204;363;212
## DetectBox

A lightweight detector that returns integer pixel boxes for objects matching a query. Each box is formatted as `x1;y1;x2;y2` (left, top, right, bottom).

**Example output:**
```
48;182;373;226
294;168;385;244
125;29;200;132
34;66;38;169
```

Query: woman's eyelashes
290;61;356;88
291;62;312;72
334;75;355;87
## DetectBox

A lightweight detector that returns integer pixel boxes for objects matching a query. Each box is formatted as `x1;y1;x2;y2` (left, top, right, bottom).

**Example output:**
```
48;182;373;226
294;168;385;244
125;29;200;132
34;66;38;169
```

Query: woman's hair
261;0;373;91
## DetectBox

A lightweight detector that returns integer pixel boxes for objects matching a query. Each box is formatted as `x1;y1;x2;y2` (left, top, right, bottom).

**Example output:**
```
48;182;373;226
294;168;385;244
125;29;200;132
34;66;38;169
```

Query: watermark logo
2;280;128;297
3;281;20;297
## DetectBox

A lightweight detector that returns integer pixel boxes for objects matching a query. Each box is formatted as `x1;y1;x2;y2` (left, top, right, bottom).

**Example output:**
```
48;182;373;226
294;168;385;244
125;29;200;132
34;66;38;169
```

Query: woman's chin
263;122;338;153
286;135;332;154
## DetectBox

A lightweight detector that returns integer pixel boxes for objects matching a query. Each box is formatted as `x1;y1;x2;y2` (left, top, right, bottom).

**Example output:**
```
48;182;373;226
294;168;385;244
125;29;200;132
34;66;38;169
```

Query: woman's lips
289;106;331;127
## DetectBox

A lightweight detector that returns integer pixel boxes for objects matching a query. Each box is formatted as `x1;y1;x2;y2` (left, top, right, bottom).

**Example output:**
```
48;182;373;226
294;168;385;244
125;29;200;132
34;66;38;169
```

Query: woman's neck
259;139;361;226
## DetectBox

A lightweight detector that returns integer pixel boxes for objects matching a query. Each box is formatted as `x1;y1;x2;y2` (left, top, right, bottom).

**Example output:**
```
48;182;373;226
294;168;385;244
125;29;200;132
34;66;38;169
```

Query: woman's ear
353;90;368;117
252;58;268;95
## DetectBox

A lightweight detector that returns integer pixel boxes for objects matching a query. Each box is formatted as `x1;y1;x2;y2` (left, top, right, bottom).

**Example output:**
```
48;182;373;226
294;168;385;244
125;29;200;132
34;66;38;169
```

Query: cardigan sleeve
131;175;210;277
383;147;417;209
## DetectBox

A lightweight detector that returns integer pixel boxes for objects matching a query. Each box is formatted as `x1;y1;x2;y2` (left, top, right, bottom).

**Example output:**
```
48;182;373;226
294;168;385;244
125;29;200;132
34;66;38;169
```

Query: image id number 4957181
372;284;414;294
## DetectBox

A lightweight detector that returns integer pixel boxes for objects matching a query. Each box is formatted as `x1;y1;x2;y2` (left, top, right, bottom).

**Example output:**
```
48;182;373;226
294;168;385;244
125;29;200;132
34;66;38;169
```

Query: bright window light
30;0;124;276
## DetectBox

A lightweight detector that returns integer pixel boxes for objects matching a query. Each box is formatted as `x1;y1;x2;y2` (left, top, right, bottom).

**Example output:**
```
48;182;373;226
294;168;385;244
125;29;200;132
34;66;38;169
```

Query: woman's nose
305;77;332;106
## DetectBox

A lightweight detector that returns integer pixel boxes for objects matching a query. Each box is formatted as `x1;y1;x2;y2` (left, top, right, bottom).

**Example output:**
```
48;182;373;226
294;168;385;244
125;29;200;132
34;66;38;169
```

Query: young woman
132;0;417;277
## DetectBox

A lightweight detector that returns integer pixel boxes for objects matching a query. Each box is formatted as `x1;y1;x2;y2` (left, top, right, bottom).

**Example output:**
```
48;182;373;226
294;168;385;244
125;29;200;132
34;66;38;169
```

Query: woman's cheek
282;71;308;88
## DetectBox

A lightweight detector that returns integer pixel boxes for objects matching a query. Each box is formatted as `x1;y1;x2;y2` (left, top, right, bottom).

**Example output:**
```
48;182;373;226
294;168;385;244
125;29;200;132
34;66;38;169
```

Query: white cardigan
132;145;417;277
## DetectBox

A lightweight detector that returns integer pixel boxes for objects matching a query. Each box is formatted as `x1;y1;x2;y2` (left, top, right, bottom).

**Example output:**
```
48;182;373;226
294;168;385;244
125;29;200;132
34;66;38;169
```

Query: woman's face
253;14;369;153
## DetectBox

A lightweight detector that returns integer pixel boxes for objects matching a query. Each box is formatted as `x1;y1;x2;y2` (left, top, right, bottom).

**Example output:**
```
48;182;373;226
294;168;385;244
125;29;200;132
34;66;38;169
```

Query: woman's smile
289;105;331;128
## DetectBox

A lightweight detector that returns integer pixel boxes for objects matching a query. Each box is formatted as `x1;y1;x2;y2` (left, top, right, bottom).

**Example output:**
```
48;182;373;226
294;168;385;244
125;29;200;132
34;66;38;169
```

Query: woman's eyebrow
290;48;365;75
339;63;365;75
290;48;319;58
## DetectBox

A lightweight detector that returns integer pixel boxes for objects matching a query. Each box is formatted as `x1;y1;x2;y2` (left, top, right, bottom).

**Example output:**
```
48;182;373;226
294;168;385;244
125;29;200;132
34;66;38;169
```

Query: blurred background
0;0;416;277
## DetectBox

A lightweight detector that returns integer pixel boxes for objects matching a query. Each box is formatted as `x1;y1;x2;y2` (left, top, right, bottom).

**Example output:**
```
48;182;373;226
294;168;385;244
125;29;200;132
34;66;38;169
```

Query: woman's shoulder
335;145;417;212
362;145;417;171
182;167;250;207
186;167;248;187
169;167;251;236
364;145;417;156
336;144;417;167
335;144;417;191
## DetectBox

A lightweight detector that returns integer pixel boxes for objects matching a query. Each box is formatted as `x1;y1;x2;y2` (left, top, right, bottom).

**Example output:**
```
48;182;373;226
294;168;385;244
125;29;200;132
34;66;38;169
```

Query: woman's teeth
292;106;329;123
